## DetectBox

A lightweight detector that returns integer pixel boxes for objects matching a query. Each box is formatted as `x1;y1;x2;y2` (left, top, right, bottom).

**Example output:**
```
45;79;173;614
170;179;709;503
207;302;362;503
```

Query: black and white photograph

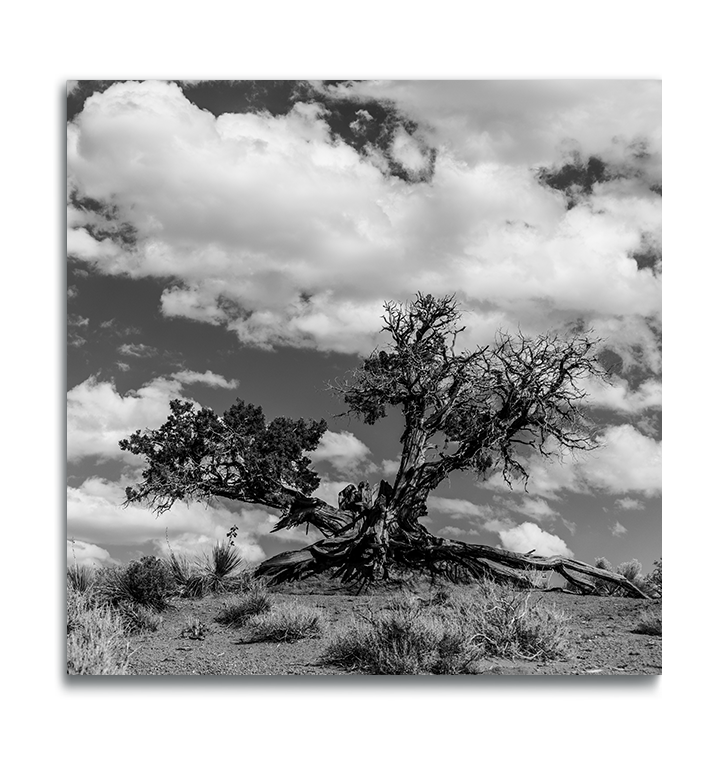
66;79;662;677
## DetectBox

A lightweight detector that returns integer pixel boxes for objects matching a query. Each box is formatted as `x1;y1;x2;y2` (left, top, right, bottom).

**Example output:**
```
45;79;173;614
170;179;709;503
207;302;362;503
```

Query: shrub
67;563;95;594
467;584;570;660
181;615;208;640
116;600;163;633
634;609;662;636
216;590;272;628
66;586;130;675
199;541;244;593
325;595;473;675
325;583;571;674
646;559;662;596
97;556;175;612
163;550;192;587
617;559;642;583
247;603;324;642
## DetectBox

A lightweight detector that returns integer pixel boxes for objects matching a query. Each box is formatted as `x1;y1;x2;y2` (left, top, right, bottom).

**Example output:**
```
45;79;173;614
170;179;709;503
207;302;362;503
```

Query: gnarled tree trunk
255;479;650;598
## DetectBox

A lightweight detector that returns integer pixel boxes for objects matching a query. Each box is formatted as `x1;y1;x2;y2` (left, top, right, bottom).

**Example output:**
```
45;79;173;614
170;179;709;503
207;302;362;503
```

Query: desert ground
123;576;661;677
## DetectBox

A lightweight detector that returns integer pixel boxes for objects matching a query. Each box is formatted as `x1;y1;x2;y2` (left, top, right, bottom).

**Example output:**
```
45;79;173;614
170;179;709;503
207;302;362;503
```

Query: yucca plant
200;540;244;594
67;563;95;594
163;549;192;586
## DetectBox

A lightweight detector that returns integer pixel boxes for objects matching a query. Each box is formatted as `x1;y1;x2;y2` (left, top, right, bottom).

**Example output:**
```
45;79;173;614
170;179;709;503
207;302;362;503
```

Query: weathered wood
254;484;650;598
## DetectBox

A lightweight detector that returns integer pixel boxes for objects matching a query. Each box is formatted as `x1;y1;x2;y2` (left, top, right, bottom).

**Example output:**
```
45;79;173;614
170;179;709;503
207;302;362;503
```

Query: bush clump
98;556;175;612
216;590;272;628
163;541;260;598
67;586;130;675
67;563;95;595
247;602;324;642
324;583;571;675
634;608;662;636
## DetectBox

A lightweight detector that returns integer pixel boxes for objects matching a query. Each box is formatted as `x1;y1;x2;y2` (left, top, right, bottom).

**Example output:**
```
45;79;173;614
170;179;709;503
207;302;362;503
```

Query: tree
121;293;649;598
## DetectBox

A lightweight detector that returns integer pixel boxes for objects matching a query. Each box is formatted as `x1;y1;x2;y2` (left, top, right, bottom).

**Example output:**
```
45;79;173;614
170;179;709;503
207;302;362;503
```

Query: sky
66;79;661;574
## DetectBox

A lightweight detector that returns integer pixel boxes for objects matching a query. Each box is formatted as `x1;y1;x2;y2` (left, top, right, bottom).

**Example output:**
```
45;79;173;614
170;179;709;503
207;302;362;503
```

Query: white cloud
67;80;661;360
611;521;628;537
67;539;119;568
484;424;661;498
439;525;483;540
586;376;662;413
118;343;157;358
381;458;400;478
508;497;558;522
497;522;574;558
67;371;238;462
615;497;645;511
322;80;661;167
67;375;187;462
67;477;274;562
427;496;496;521
171;370;239;389
312;477;353;509
308;430;374;477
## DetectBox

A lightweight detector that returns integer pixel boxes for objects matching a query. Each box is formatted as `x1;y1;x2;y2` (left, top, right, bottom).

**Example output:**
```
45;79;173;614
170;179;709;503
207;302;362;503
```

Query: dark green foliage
98;556;175;612
120;398;327;514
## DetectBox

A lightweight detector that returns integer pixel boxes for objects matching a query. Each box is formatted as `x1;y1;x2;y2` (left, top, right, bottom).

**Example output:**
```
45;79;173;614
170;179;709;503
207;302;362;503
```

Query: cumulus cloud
117;343;158;358
312;477;353;509
67;80;661;361
67;477;274;562
67;375;185;462
67;539;119;568
381;458;401;477
611;521;628;537
439;525;483;540
507;497;558;522
321;80;661;167
484;424;661;498
427;496;496;521
585;376;662;413
616;497;645;511
171;370;239;389
67;371;238;462
497;522;573;558
308;430;374;477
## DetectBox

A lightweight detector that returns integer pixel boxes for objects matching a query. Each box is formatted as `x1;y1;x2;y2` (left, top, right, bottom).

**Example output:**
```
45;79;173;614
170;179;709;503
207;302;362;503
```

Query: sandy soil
127;578;661;676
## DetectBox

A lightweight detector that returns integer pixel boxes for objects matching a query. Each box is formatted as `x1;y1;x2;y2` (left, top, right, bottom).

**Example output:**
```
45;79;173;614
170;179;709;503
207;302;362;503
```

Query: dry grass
66;586;131;675
247;602;324;642
634;609;662;636
324;582;571;674
216;590;272;628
